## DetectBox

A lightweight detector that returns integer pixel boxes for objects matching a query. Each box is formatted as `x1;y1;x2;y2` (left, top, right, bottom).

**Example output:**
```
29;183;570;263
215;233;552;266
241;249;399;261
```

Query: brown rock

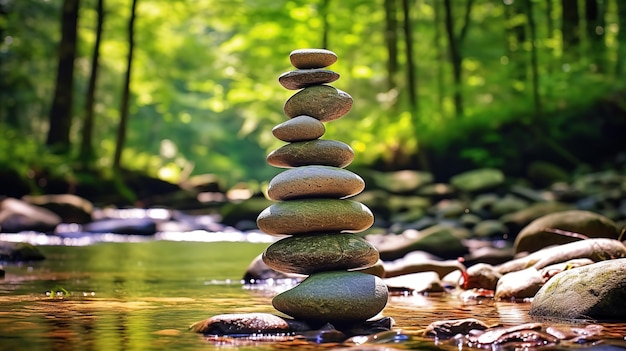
262;233;379;274
284;85;353;122
272;115;325;142
256;199;374;235
289;48;337;69
266;139;354;168
278;69;340;90
267;165;365;200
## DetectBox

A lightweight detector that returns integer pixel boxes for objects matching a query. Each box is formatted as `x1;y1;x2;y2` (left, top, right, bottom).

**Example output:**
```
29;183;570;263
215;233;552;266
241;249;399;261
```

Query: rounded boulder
267;165;365;200
272;271;388;324
284;85;353;122
272;115;325;142
262;233;380;275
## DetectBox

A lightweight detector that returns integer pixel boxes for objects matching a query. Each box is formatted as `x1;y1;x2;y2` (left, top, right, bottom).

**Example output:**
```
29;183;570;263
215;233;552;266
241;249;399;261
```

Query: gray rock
283;85;353;122
290;48;337;69
272;115;325;142
385;271;444;293
267;139;354;168
0;197;61;233
278;69;339;90
474;220;508;238
370;170;434;194
450;168;505;193
376;225;470;261
465;263;502;290
189;312;311;334
262;233;379;275
272;271;388;324
267;166;364;201
514;210;620;254
494;267;543;300
257;199;374;235
500;201;574;233
529;258;626;320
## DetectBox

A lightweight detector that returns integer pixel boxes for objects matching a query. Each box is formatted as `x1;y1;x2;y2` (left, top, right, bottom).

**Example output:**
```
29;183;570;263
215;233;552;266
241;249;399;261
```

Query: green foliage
1;0;625;194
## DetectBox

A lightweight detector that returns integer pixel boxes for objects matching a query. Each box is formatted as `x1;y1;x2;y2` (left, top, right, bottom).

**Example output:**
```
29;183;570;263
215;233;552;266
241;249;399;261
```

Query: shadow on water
1;240;625;350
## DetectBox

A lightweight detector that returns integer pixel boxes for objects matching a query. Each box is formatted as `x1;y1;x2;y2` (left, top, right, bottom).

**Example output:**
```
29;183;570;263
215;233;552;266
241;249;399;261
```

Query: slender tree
617;0;626;75
46;0;80;153
433;0;445;113
561;0;580;58
320;0;330;49
79;0;105;166
585;0;605;71
113;0;137;171
504;0;527;95
384;0;398;92
526;0;541;118
401;0;417;110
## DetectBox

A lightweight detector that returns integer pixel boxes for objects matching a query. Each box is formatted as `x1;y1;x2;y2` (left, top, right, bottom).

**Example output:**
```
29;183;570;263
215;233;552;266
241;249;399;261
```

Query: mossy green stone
283;85;353;122
256;199;374;235
267;165;365;200
266;140;354;168
272;271;388;323
262;233;380;274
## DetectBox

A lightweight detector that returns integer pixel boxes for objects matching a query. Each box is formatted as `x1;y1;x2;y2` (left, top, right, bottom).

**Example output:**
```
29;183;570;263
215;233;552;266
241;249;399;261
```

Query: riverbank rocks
257;48;387;325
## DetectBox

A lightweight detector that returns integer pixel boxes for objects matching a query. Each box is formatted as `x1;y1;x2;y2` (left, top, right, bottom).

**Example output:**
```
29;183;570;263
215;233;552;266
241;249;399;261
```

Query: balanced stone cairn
257;49;389;326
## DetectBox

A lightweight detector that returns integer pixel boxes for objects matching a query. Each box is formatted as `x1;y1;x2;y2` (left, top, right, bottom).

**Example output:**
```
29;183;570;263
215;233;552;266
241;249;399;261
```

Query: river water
1;236;625;351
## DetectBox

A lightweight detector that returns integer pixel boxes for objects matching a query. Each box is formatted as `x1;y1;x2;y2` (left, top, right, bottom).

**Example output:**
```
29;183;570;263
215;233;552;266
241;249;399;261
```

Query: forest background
1;0;625;204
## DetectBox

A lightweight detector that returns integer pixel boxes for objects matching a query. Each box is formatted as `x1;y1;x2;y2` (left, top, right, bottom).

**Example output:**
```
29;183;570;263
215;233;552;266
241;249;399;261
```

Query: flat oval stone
266;140;354;168
290;48;337;69
256;199;374;235
279;69;340;90
272;115;325;142
283;85;353;122
267;166;365;200
272;271;388;324
262;233;380;275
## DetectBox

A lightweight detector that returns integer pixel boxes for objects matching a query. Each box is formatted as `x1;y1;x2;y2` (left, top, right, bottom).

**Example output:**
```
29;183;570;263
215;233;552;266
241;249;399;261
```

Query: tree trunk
617;0;626;75
433;0;445;113
505;0;527;94
443;0;473;118
113;0;137;171
561;0;580;57
320;0;330;49
79;0;105;167
402;0;417;110
585;0;605;71
384;0;398;91
46;0;80;153
526;0;542;118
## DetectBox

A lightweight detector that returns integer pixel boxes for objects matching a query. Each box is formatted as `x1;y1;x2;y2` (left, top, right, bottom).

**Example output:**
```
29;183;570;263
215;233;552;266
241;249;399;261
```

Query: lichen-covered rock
278;69;339;90
529;258;626;320
283;85;353;122
257;199;374;235
272;271;388;324
289;48;337;69
514;210;620;254
272;115;325;142
262;233;379;274
267;165;365;201
266;139;354;168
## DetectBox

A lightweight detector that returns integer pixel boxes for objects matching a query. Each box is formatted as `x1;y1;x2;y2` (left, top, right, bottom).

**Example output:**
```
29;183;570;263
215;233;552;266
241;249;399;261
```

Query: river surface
1;236;625;351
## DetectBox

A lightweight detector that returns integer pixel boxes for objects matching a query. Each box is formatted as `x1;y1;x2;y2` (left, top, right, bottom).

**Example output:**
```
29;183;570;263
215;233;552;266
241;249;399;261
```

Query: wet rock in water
272;271;388;324
242;254;304;283
530;258;626;320
0;197;61;233
0;241;45;262
22;194;93;224
289;48;337;69
422;318;490;339
449;168;505;193
266;139;354;168
494;267;543;300
382;251;465;279
464;263;502;290
267;165;365;201
384;271;445;293
263;233;379;275
84;217;157;235
376;225;470;261
283;85;353;122
278;69;339;90
189;312;311;334
514;210;620;254
257;199;374;235
272;115;325;142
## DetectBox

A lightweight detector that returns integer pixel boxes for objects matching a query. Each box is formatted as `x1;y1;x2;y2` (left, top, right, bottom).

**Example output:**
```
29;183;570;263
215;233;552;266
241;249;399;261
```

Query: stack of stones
256;49;389;326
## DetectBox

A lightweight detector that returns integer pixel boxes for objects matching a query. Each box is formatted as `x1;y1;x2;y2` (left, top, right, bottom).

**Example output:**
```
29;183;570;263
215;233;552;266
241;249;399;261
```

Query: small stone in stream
267;165;365;201
289;48;337;69
266;139;354;168
423;318;490;339
272;115;325;142
272;271;388;324
278;69;340;90
384;271;445;293
257;199;374;235
529;258;626;320
262;233;379;275
189;312;311;334
283;85;353;122
514;210;620;254
494;267;543;300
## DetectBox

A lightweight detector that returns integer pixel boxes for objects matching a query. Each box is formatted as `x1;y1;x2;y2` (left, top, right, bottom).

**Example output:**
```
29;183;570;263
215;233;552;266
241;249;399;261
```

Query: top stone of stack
289;49;338;69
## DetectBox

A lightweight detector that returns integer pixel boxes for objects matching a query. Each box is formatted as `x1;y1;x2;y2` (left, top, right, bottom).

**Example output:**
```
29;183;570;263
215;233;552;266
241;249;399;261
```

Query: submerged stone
266;139;354;168
267;165;365;200
262;233;379;275
272;115;325;142
272;271;388;324
256;199;374;235
283;85;353;122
